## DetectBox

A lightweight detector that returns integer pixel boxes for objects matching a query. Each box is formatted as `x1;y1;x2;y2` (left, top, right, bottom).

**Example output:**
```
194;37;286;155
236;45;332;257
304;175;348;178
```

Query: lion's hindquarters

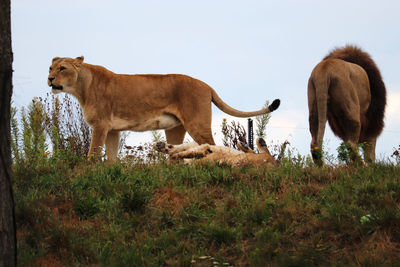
308;51;379;164
324;45;386;140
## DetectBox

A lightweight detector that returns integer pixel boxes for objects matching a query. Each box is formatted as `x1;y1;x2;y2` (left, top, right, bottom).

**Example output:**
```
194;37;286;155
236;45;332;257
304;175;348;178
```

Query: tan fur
48;57;280;160
155;138;278;167
308;46;386;164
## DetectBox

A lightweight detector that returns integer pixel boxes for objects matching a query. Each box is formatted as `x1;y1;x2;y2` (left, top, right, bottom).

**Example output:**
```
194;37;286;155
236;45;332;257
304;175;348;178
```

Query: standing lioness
48;56;280;160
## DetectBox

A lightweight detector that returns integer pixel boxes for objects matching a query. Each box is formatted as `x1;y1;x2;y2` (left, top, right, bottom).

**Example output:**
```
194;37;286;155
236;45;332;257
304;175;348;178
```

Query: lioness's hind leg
186;125;215;145
180;102;215;145
105;130;120;161
165;125;186;145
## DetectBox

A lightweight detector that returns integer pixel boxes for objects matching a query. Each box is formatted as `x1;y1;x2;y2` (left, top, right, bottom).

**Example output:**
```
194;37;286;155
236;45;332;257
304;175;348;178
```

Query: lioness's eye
49;67;53;71
59;66;66;71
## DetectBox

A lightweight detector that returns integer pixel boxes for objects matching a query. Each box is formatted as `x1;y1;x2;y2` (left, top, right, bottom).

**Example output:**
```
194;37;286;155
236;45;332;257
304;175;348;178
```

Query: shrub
221;119;247;149
255;100;271;139
391;145;400;165
42;93;91;157
11;98;47;171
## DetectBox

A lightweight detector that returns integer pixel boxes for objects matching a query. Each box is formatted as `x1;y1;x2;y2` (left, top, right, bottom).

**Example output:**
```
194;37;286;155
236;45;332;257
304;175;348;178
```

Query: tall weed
11;98;48;172
42;94;91;157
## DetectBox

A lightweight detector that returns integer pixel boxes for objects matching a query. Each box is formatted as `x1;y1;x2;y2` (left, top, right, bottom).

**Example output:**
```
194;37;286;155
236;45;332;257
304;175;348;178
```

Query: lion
308;45;386;164
48;56;280;160
155;137;278;167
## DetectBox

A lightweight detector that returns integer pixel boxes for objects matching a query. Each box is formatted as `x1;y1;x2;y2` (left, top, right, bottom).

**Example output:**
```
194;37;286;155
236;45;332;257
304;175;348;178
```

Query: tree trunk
0;0;17;266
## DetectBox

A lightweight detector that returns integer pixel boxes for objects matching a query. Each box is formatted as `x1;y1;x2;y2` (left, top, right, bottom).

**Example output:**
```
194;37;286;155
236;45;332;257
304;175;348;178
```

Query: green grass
14;158;400;266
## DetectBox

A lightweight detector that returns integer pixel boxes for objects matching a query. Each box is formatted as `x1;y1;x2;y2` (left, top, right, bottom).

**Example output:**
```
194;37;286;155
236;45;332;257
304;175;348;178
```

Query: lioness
155;137;278;167
48;56;280;160
308;45;386;164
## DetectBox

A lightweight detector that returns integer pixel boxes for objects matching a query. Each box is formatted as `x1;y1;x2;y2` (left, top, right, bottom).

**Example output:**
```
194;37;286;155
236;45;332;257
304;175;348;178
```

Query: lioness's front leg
88;126;108;157
105;130;120;161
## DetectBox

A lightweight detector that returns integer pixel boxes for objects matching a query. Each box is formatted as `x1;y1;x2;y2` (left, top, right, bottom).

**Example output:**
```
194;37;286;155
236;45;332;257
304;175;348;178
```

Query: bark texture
0;0;17;266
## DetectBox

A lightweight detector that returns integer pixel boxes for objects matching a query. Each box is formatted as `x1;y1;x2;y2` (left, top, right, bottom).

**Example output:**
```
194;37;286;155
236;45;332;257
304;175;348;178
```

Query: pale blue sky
11;0;400;160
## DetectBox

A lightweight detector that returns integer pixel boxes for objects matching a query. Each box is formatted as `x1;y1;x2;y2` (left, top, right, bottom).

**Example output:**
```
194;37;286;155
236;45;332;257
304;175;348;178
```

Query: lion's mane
323;45;387;139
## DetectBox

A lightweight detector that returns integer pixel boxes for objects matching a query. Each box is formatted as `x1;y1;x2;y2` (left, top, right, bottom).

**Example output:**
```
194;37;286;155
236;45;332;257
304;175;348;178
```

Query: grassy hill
14;156;400;266
11;96;400;265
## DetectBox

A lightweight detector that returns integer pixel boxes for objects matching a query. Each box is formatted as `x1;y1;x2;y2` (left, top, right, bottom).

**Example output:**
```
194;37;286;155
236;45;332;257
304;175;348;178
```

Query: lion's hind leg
360;138;376;164
336;106;363;165
308;76;327;165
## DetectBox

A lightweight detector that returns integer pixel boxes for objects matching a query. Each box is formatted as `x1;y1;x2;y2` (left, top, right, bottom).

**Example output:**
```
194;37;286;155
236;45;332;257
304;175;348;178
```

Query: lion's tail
324;45;387;138
309;73;330;148
211;89;280;117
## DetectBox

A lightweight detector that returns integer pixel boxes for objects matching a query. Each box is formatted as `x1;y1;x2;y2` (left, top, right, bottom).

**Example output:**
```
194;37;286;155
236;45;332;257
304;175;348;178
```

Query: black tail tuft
269;99;281;112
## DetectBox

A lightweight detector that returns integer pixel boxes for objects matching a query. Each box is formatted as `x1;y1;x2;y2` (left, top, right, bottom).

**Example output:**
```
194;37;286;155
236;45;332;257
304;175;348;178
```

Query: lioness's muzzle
48;78;63;90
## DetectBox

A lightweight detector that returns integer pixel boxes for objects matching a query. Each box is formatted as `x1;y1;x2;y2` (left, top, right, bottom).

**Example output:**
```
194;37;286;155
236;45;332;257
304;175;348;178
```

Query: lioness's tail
324;45;387;138
211;89;280;117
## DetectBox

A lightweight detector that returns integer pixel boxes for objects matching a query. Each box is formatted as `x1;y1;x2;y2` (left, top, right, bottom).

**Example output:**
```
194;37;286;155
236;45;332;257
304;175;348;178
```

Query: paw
155;141;167;153
155;142;175;154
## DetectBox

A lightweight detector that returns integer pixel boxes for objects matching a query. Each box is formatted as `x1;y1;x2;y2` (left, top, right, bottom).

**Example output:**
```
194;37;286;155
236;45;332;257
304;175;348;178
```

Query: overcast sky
11;0;400;160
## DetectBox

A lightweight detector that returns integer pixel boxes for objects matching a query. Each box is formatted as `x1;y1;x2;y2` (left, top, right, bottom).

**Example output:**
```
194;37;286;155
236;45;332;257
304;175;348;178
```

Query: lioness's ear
52;57;60;63
75;56;84;63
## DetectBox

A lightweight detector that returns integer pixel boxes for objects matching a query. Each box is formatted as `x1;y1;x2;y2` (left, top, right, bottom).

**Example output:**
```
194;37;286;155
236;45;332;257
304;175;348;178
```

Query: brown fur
155;138;278;167
323;45;386;138
48;57;280;160
308;45;386;164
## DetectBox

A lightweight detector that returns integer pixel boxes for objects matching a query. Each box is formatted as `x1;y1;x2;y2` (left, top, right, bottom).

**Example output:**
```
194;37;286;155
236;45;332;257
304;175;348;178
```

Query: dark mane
324;45;387;139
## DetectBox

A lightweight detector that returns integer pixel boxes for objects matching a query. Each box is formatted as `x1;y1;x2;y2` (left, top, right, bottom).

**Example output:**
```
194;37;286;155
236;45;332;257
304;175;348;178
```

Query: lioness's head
48;56;84;94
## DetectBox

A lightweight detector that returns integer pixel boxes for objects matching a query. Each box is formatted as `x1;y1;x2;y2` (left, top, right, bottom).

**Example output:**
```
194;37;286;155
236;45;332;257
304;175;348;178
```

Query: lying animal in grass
155;137;278;167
